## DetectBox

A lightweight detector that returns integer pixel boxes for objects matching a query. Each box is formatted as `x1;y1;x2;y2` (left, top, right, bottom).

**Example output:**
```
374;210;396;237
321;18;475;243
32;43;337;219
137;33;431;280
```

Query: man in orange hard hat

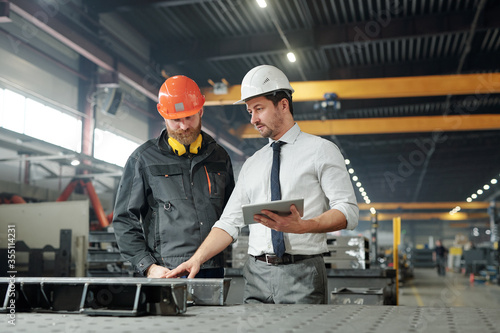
113;75;235;278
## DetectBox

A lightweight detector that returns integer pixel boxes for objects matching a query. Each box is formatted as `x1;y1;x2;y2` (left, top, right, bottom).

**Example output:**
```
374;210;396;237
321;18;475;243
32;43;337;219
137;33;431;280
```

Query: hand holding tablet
241;198;304;225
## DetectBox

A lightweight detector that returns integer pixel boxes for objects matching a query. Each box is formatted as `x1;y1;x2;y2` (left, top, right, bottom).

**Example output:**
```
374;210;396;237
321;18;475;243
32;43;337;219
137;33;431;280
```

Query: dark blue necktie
271;141;286;258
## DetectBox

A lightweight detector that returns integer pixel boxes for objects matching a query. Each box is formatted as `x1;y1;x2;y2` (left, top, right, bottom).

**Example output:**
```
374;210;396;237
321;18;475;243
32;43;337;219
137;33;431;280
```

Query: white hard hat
234;65;294;104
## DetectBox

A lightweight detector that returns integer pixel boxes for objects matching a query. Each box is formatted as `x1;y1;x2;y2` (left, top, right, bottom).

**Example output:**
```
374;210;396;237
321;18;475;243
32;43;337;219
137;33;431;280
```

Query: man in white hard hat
167;65;359;304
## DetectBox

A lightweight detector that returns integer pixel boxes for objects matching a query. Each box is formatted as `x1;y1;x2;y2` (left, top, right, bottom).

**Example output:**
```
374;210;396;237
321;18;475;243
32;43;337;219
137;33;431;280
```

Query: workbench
6;304;500;333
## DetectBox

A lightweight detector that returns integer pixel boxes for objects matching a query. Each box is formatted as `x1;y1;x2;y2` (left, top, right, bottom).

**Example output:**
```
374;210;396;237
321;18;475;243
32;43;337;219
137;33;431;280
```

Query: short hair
264;90;294;116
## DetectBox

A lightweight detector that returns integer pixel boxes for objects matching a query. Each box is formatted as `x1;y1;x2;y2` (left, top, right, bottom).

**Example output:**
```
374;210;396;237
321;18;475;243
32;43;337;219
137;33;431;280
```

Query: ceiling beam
203;73;500;105
88;0;217;13
235;114;500;138
157;7;500;64
0;154;76;163
10;0;158;101
357;202;490;210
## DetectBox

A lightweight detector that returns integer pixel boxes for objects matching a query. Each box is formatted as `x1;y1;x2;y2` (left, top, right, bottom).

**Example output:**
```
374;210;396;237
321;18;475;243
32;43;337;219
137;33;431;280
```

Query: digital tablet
241;198;304;225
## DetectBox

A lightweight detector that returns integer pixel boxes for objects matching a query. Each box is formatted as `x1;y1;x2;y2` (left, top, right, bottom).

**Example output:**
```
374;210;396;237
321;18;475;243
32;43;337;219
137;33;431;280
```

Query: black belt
251;253;321;265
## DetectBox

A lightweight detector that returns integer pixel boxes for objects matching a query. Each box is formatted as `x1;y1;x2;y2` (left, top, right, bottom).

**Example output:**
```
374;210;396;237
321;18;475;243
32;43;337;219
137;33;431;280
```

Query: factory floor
399;267;500;308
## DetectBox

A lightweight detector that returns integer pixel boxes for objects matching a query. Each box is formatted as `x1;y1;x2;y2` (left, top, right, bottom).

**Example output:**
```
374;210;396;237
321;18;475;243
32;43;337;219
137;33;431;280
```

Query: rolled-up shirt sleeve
212;164;249;240
317;140;359;230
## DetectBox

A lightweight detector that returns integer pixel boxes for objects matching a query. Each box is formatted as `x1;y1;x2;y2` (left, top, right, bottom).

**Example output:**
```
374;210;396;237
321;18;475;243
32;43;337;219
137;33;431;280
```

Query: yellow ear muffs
168;137;186;156
189;133;203;154
168;134;202;156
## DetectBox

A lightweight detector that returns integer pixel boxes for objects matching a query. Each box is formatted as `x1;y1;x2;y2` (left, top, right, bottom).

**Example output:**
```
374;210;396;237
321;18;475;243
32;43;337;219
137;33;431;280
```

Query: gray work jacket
112;129;235;275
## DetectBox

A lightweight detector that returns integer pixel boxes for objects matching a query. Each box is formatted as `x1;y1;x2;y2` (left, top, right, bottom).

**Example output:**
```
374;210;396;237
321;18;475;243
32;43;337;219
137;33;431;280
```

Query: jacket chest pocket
204;163;227;199
148;165;187;201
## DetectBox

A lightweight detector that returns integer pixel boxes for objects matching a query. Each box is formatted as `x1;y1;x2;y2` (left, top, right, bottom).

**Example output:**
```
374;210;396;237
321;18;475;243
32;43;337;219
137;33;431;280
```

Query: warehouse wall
0;28;79;111
0;12;155;209
0;12;152;147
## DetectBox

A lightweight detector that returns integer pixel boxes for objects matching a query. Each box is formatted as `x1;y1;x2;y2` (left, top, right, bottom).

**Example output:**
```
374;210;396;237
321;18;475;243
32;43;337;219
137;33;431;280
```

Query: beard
166;121;202;145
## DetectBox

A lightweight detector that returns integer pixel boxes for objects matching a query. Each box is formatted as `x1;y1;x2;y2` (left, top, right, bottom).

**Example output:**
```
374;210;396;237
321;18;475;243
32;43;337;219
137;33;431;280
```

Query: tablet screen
241;198;304;225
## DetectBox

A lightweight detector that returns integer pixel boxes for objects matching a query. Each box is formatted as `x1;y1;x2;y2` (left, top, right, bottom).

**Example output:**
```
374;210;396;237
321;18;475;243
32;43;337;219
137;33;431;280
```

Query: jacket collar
157;128;216;156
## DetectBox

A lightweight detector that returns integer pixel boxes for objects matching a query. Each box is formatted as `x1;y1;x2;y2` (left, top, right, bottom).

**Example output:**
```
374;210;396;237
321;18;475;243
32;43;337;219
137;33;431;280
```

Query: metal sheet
186;278;232;306
0;277;187;316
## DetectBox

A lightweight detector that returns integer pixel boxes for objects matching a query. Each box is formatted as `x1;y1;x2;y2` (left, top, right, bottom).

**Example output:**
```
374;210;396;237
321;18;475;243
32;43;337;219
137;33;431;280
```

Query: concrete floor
399;268;500;308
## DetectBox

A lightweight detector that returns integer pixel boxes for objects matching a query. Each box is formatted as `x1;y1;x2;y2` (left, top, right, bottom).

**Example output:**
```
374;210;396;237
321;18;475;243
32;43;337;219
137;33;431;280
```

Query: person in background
167;65;359;304
433;239;448;276
113;75;235;278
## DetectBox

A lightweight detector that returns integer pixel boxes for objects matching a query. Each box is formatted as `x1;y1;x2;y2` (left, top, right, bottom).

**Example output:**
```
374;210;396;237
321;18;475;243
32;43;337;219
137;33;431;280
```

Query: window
25;99;82;152
0;88;82;153
1;89;26;133
0;88;138;166
93;128;139;167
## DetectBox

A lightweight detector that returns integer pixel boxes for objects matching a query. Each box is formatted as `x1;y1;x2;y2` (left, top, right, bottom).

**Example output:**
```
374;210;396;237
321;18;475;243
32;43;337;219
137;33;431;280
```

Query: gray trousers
242;255;328;304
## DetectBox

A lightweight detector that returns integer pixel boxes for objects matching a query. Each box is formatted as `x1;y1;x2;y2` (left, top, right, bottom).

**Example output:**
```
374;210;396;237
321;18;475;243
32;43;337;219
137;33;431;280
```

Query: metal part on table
0;277;187;316
186;278;231;305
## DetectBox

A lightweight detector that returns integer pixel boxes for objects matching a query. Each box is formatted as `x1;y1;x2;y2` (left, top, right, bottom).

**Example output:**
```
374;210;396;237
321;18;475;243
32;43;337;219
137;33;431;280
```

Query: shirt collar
268;123;300;146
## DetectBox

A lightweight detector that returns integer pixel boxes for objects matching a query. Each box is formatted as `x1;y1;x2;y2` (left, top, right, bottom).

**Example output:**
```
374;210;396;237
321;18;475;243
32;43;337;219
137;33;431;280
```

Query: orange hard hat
157;75;205;119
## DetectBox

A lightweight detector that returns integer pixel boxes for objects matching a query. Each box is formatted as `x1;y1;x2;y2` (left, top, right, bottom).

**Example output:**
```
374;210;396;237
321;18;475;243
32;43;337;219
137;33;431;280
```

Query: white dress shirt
213;123;359;256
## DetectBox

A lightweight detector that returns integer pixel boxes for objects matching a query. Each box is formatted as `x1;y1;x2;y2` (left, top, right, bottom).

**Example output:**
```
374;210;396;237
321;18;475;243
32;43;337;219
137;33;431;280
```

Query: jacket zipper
204;165;211;195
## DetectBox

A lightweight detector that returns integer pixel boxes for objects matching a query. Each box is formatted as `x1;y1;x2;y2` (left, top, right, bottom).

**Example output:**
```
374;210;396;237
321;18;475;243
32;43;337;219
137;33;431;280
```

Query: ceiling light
356;182;362;187
365;199;371;204
352;176;358;181
491;179;498;184
287;52;296;63
70;159;80;166
477;189;483;195
345;159;350;165
466;197;472;202
370;207;376;214
361;191;366;196
483;184;490;190
359;187;364;192
256;0;267;8
471;194;477;199
348;168;354;174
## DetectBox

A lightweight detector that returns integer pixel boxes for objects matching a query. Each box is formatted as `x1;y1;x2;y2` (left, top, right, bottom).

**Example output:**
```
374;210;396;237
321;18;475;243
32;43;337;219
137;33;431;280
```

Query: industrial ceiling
4;0;500;221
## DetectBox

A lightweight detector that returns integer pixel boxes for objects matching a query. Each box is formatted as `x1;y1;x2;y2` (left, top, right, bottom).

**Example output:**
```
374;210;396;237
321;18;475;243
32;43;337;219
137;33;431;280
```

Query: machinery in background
56;177;112;230
376;246;414;284
0;200;89;277
411;247;435;268
324;235;369;269
229;234;397;305
87;231;132;277
56;177;132;276
0;229;72;277
326;236;397;305
0;177;127;277
463;244;499;284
